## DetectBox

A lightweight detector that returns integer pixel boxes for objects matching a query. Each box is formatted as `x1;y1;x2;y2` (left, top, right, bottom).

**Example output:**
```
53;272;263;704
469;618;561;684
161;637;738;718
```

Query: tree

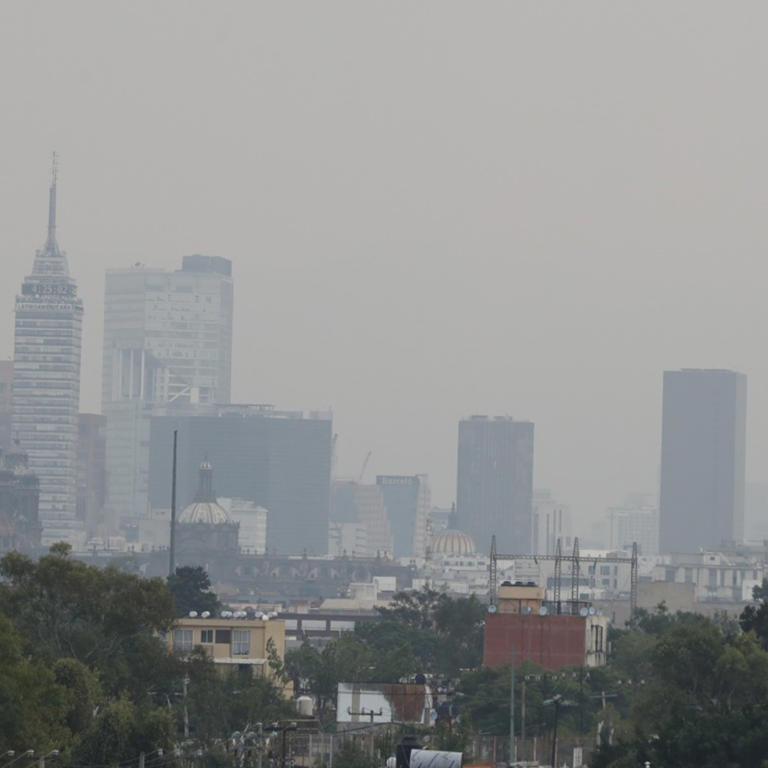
167;566;221;618
0;614;70;753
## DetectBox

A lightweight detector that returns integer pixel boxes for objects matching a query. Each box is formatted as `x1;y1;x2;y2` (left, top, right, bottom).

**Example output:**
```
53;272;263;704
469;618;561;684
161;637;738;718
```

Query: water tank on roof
296;696;313;717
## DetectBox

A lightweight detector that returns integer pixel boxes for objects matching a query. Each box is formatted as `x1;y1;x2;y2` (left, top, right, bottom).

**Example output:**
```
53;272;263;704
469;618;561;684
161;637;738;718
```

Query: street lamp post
544;695;575;768
1;752;33;768
38;750;59;768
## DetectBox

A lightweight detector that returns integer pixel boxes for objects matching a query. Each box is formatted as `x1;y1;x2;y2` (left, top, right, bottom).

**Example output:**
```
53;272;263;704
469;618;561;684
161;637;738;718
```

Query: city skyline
5;4;768;533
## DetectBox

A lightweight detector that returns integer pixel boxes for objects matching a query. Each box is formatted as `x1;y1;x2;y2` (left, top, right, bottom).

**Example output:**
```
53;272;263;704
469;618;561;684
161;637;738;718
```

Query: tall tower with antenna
12;155;84;546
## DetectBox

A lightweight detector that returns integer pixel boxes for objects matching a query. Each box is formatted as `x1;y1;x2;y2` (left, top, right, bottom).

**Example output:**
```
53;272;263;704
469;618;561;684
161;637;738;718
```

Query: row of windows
173;628;251;655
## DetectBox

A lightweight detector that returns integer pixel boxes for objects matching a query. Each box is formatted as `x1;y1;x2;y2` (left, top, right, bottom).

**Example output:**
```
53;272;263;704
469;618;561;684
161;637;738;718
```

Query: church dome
178;461;233;525
432;529;476;556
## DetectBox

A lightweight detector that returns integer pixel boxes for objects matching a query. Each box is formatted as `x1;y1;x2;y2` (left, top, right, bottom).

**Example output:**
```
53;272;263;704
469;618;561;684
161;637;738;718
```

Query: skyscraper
659;369;747;553
147;405;332;555
375;475;430;558
12;158;84;546
101;257;233;527
456;415;534;554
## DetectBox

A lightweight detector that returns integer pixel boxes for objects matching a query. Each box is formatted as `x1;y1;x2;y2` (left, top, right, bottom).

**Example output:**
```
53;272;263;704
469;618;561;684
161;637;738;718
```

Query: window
215;629;231;644
232;629;251;656
201;629;213;644
173;629;193;652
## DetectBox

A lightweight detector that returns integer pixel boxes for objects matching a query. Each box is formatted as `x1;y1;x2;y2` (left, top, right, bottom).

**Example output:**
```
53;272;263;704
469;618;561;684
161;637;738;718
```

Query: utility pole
509;646;515;766
168;429;178;578
183;675;189;739
347;707;382;760
551;696;562;768
520;679;526;760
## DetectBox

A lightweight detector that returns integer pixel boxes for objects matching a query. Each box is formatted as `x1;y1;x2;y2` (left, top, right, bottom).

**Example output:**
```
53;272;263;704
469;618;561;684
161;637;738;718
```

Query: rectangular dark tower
456;415;534;554
659;369;746;553
148;406;332;555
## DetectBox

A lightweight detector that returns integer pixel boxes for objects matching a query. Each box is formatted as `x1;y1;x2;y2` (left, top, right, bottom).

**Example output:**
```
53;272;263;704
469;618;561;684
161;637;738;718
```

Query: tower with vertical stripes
12;156;84;546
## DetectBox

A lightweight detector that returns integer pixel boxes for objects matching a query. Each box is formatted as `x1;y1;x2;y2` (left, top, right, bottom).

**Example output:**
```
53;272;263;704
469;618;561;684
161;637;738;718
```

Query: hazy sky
2;2;768;532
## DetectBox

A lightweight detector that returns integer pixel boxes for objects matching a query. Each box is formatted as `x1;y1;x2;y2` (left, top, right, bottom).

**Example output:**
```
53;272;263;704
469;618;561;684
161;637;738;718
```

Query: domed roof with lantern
178;461;233;525
431;504;476;555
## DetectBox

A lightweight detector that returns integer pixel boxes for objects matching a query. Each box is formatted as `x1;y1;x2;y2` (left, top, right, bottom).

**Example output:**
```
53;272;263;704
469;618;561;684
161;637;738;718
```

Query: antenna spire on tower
46;151;58;251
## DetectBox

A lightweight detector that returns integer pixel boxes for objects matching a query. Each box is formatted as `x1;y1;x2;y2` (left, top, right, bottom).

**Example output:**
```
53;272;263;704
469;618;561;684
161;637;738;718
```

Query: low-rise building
170;614;286;679
483;582;609;669
652;551;765;603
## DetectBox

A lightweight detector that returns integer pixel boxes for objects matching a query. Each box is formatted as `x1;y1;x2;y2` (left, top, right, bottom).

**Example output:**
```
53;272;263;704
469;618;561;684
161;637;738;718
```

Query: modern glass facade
101;257;233;527
12;166;84;546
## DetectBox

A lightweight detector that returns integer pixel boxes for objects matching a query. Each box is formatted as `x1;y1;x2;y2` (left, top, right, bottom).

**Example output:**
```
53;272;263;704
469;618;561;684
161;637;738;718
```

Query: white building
608;501;659;556
652;551;765;603
328;521;368;558
220;497;267;554
533;489;572;555
101;256;233;530
13;161;84;547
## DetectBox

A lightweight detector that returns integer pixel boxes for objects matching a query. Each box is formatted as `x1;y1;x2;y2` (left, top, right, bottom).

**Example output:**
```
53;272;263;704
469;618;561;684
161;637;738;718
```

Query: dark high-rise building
659;369;747;553
375;475;430;558
147;405;332;554
0;362;13;451
456;415;534;554
0;448;40;554
12;158;84;547
77;414;106;538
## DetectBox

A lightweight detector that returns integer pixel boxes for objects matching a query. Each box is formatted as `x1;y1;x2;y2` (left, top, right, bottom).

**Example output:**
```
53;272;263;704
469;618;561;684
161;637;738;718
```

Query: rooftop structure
176;461;239;559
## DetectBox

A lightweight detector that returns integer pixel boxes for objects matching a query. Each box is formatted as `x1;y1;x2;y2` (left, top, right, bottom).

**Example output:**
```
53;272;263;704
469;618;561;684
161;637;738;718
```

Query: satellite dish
487;604;498;614
539;606;549;616
579;607;589;617
588;607;596;615
201;611;210;618
188;611;198;618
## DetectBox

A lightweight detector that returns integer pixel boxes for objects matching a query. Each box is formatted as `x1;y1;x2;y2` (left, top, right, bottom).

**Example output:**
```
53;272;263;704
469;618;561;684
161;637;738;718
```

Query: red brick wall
483;613;586;669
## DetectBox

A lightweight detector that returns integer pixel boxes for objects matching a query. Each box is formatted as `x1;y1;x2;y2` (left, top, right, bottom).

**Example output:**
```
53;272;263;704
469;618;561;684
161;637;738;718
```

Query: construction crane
358;450;372;482
489;535;638;618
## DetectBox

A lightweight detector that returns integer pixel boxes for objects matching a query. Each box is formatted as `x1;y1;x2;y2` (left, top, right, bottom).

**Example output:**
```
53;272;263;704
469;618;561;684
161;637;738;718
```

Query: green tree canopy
167;565;221;618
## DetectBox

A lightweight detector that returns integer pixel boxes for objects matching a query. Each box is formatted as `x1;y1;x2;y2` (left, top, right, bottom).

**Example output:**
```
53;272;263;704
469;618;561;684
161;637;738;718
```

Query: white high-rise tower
12;156;84;547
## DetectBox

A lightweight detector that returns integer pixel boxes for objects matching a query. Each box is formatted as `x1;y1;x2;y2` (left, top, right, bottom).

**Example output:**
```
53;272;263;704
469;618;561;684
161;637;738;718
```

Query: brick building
483;582;608;669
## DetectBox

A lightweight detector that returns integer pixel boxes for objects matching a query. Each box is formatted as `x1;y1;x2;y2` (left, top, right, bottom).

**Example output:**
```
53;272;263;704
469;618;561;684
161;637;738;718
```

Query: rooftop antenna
46;152;58;250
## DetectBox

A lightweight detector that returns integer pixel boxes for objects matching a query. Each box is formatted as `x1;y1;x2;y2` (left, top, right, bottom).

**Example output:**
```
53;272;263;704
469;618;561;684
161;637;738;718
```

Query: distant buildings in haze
148;405;332;555
77;413;106;539
608;495;659;556
375;475;430;559
659;369;746;554
533;489;571;555
101;256;234;528
331;480;394;558
12;160;84;546
456;415;534;554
